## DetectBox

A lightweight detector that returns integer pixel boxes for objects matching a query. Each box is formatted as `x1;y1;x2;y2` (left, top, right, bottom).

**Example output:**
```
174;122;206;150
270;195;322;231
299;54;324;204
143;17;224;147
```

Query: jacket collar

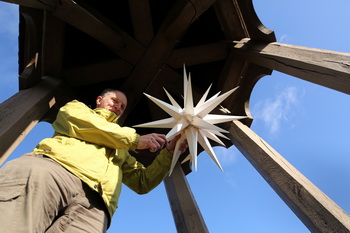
94;108;120;123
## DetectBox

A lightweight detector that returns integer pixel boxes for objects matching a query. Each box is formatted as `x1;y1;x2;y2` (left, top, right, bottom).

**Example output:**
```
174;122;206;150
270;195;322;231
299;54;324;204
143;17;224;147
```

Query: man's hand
137;133;167;152
166;134;188;154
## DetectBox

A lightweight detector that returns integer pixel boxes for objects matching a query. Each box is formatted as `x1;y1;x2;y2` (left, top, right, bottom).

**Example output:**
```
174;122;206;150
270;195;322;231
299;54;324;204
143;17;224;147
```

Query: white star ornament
133;67;246;175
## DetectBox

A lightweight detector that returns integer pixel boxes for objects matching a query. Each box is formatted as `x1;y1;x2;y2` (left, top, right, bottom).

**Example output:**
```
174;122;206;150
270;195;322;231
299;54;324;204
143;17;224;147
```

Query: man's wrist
130;134;140;151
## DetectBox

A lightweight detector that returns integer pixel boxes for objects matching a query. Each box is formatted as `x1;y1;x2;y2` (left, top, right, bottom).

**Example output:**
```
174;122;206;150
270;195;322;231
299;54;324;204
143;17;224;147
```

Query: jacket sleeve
52;100;140;150
121;148;173;194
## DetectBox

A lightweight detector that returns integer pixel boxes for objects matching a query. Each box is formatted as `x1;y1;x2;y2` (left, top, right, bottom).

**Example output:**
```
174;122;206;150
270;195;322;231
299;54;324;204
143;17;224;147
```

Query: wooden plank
164;163;209;233
0;76;64;165
228;120;350;232
232;39;350;95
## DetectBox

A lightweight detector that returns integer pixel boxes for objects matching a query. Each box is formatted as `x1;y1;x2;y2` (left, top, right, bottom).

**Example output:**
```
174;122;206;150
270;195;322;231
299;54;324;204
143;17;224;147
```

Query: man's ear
96;96;103;107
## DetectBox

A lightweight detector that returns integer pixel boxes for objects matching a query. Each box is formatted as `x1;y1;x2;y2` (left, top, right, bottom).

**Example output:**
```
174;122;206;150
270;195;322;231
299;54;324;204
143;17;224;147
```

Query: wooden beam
167;43;229;68
120;0;218;122
164;163;209;233
128;0;154;46
232;39;350;95
0;76;64;165
42;12;65;77
228;120;350;232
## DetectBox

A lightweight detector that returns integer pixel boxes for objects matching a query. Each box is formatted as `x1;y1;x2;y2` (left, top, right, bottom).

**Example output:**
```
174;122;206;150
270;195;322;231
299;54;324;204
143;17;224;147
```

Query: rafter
128;0;154;46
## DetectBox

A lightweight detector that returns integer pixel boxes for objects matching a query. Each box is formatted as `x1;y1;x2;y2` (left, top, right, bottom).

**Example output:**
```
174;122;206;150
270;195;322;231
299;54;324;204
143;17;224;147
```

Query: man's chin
112;111;121;116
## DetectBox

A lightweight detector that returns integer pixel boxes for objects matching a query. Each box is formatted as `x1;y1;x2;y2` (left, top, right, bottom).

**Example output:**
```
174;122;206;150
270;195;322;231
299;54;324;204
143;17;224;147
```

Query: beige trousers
0;154;108;233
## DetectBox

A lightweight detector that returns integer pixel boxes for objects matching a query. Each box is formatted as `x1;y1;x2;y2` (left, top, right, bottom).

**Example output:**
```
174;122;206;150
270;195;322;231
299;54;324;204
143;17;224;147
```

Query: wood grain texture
232;39;350;95
164;163;209;233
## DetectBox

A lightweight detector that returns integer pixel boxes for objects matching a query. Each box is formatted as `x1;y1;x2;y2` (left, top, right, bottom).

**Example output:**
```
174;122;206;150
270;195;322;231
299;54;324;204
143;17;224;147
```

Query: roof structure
1;0;350;232
15;0;277;166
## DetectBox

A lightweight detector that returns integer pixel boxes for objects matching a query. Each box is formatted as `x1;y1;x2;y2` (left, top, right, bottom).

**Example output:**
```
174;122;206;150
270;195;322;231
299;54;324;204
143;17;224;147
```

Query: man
0;88;187;233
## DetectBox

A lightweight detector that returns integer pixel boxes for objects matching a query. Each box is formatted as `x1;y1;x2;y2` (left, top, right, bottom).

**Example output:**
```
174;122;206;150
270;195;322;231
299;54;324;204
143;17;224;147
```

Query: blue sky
1;1;350;232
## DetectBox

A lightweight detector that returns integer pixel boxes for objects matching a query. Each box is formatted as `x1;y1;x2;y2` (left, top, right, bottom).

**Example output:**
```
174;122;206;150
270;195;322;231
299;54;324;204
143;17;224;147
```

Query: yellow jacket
32;100;172;219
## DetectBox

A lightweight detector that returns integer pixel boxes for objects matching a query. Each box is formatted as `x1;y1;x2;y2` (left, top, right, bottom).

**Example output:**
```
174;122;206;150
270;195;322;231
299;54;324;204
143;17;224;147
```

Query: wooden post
164;163;209;233
0;76;64;164
228;120;350;233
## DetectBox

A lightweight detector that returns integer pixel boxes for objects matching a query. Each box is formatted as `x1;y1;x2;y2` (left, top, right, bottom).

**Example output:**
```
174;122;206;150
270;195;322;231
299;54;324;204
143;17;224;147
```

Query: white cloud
223;170;237;188
214;146;238;166
279;34;289;43
216;146;240;188
197;146;239;188
252;86;301;135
